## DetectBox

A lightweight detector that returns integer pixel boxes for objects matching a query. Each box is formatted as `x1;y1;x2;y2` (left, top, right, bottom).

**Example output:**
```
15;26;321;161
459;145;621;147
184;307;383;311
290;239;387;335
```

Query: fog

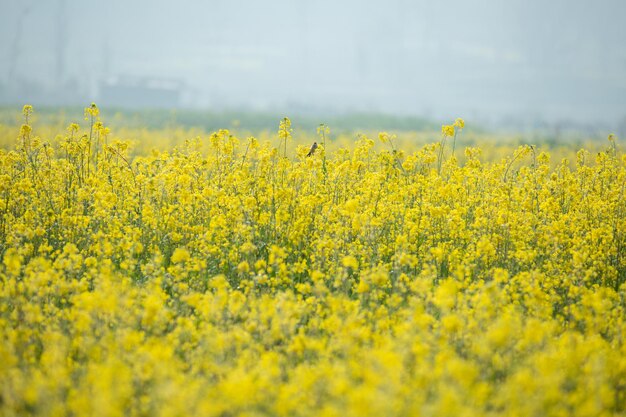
1;0;626;129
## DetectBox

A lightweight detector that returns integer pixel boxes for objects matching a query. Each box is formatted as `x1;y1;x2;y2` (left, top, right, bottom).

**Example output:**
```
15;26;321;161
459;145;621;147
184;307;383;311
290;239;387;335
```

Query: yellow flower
278;117;292;139
171;247;191;264
19;124;32;136
356;279;370;293
441;124;455;137
341;255;359;269
84;102;99;118
3;248;21;273
237;261;250;274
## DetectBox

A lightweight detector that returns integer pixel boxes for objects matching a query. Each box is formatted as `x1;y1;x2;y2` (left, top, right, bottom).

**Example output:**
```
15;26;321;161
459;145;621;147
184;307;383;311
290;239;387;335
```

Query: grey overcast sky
1;0;625;126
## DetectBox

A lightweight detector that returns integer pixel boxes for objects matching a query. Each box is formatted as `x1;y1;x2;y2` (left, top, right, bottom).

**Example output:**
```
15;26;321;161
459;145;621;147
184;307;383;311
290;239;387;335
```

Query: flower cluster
1;107;625;416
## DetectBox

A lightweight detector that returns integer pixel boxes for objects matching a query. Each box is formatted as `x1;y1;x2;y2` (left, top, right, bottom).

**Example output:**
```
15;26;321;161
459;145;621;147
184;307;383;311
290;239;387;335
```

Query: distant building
98;76;182;108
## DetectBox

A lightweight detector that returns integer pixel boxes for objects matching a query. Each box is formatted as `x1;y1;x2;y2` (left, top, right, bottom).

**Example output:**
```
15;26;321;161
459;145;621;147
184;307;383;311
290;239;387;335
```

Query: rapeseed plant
0;106;625;416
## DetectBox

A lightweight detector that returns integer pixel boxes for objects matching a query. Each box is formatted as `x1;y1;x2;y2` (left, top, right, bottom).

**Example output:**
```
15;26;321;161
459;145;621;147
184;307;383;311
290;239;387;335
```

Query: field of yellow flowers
1;105;626;417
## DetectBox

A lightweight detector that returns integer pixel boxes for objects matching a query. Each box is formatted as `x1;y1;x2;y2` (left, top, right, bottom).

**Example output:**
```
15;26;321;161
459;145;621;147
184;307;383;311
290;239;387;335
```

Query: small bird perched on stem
307;142;318;157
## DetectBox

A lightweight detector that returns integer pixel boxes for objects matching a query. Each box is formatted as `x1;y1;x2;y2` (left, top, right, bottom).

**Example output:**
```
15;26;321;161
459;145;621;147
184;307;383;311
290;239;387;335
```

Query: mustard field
1;105;625;416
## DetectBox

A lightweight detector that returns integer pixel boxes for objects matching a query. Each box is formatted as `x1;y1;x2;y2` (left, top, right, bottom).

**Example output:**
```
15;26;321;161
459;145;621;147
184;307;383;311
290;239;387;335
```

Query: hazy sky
1;0;625;126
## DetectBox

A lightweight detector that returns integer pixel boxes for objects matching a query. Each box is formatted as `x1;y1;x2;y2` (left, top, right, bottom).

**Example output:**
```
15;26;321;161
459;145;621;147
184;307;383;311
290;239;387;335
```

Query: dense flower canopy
1;106;625;416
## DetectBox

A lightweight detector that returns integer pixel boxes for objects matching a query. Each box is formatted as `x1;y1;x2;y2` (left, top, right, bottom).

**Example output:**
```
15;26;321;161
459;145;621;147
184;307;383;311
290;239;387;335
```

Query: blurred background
1;0;625;134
